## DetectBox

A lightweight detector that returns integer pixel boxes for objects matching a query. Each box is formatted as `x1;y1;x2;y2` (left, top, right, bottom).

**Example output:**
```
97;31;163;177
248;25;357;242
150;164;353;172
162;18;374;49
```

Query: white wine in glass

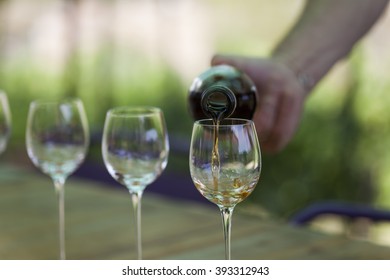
0;90;11;155
26;98;89;260
102;106;169;260
190;118;261;259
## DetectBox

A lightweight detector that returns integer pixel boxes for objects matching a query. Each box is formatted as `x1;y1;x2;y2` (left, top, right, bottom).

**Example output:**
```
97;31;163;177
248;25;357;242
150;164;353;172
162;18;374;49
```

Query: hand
212;55;308;154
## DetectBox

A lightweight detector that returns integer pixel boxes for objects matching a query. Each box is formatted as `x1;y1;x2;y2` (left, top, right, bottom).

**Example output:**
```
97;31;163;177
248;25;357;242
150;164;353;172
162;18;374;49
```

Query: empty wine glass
102;106;169;260
190;118;261;259
26;98;89;260
0;90;11;155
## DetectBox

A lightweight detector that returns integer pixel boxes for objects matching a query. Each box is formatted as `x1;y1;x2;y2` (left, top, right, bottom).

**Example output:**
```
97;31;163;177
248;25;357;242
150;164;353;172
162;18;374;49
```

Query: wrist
296;71;316;94
272;53;316;95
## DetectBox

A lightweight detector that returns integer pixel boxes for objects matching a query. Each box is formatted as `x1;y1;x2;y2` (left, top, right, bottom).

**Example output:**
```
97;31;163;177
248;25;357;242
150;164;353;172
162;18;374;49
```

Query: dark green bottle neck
200;85;237;121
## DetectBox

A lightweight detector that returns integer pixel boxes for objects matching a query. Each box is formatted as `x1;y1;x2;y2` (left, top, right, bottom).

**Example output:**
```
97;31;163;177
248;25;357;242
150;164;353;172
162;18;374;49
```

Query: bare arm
273;0;389;93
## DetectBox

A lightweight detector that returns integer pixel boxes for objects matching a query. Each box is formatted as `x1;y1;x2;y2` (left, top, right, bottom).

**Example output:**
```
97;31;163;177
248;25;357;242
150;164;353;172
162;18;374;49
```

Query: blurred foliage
0;45;193;147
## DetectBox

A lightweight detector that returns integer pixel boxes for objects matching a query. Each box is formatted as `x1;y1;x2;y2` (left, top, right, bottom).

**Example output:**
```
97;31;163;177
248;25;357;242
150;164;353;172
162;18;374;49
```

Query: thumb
211;54;250;70
211;54;268;83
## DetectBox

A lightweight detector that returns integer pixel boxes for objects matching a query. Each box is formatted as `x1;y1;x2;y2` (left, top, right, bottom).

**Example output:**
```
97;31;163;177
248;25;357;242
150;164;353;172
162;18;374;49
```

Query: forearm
272;0;389;93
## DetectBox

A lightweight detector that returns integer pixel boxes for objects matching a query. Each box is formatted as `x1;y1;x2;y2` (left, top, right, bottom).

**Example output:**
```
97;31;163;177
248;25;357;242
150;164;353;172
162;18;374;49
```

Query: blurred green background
2;0;390;226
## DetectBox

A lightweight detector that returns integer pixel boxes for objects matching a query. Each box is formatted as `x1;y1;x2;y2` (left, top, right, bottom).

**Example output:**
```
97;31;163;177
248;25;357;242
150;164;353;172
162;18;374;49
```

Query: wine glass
0;90;11;155
26;98;89;260
102;106;169;260
190;118;261;260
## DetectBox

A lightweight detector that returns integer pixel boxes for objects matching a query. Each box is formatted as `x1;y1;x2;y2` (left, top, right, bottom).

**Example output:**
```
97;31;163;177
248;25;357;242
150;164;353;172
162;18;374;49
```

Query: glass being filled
190;118;261;259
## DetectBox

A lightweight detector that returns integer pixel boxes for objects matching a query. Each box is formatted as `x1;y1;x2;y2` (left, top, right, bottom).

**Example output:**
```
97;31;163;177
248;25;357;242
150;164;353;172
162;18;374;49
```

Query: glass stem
220;206;235;260
130;189;144;260
53;176;66;260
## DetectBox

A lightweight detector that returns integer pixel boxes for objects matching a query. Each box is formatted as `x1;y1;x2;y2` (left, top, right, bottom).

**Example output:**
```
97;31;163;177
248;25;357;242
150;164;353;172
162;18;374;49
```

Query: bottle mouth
201;85;237;121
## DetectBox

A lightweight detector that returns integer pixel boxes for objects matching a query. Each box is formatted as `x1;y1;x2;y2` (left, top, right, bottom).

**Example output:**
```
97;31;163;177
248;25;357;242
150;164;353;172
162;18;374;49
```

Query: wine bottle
188;65;257;121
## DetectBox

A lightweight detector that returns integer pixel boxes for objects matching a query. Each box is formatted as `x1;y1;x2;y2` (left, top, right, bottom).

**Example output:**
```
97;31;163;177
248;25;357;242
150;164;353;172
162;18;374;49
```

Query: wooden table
1;164;390;260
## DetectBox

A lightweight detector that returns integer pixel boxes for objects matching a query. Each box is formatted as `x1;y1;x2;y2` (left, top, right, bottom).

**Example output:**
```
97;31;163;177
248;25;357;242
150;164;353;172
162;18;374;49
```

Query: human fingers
211;55;264;78
252;88;279;145
261;83;305;153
